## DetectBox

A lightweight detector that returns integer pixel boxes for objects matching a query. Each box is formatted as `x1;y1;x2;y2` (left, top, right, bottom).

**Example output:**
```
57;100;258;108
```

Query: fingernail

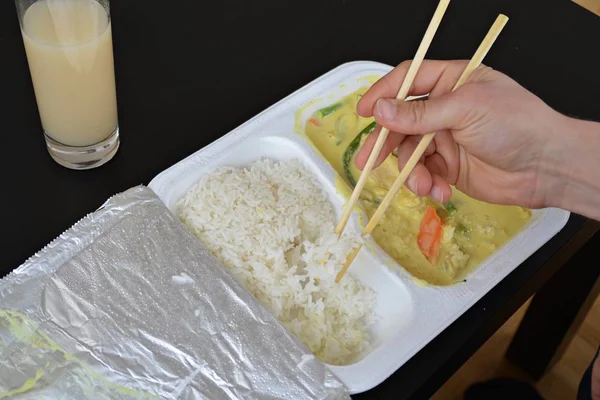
431;186;444;203
376;99;397;120
407;175;419;194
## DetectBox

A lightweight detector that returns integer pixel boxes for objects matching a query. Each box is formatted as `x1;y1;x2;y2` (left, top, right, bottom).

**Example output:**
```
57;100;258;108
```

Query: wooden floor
574;0;600;15
432;296;600;399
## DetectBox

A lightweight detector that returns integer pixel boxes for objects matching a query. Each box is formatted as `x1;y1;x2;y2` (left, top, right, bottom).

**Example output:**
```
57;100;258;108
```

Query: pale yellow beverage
21;0;118;147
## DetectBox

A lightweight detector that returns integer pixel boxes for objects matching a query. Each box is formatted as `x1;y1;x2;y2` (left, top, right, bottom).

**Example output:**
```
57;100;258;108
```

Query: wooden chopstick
335;14;509;283
334;0;452;237
335;246;361;283
362;14;509;235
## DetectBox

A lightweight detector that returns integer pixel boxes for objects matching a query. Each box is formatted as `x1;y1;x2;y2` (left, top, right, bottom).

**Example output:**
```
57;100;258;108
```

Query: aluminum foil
0;186;349;400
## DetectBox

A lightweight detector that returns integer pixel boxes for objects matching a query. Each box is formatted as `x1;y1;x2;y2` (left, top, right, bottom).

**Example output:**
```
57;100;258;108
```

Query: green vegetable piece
316;102;343;118
342;121;377;187
444;200;458;215
456;222;470;235
435;207;449;222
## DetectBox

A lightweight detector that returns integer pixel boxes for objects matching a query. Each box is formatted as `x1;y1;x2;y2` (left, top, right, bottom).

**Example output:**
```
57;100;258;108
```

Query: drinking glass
15;0;119;170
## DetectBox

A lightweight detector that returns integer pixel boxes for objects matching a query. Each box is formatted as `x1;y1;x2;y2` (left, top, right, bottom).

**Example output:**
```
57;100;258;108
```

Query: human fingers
372;91;470;136
354;127;405;170
395;137;434;197
427;173;453;204
357;59;470;117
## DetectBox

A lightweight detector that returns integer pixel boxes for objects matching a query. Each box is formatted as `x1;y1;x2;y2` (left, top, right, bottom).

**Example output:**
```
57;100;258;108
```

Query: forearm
545;116;600;221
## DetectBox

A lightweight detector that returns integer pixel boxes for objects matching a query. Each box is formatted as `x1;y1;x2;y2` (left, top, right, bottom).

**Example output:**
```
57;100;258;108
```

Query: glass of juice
15;0;119;170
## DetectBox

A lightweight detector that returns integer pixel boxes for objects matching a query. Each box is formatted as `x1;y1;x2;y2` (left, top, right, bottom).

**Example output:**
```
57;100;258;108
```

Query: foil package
0;186;349;400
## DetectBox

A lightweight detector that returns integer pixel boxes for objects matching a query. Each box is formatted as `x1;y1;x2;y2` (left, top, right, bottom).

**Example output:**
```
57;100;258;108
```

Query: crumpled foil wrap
0;186;349;400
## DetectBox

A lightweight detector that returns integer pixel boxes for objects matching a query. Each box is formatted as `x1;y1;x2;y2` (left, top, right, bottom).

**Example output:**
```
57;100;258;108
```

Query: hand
354;59;571;209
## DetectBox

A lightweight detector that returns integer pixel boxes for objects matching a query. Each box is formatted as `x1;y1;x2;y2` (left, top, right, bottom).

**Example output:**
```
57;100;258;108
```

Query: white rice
176;158;376;365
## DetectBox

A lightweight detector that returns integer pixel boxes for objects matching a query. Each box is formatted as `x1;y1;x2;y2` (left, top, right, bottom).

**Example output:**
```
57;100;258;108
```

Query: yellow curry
304;87;531;286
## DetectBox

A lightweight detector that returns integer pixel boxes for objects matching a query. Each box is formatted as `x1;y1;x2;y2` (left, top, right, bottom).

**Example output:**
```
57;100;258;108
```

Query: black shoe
464;377;543;400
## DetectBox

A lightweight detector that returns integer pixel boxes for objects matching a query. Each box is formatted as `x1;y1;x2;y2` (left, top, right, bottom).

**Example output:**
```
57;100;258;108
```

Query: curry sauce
304;87;531;286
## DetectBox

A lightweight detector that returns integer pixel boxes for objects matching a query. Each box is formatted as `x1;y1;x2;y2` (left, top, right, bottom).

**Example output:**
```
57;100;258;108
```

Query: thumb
373;94;467;135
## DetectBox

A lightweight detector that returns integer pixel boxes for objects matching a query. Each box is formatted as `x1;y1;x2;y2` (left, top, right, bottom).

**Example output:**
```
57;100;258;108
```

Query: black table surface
2;0;600;398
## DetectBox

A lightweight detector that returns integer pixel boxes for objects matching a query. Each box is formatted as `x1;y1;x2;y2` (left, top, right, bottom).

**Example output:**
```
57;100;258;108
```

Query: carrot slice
308;118;321;126
418;206;443;265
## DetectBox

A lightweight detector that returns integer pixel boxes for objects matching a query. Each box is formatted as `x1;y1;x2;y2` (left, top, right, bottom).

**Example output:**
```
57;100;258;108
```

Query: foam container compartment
148;61;570;394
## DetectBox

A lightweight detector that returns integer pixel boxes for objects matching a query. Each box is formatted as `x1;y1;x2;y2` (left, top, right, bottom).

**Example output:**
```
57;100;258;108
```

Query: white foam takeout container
148;61;570;394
